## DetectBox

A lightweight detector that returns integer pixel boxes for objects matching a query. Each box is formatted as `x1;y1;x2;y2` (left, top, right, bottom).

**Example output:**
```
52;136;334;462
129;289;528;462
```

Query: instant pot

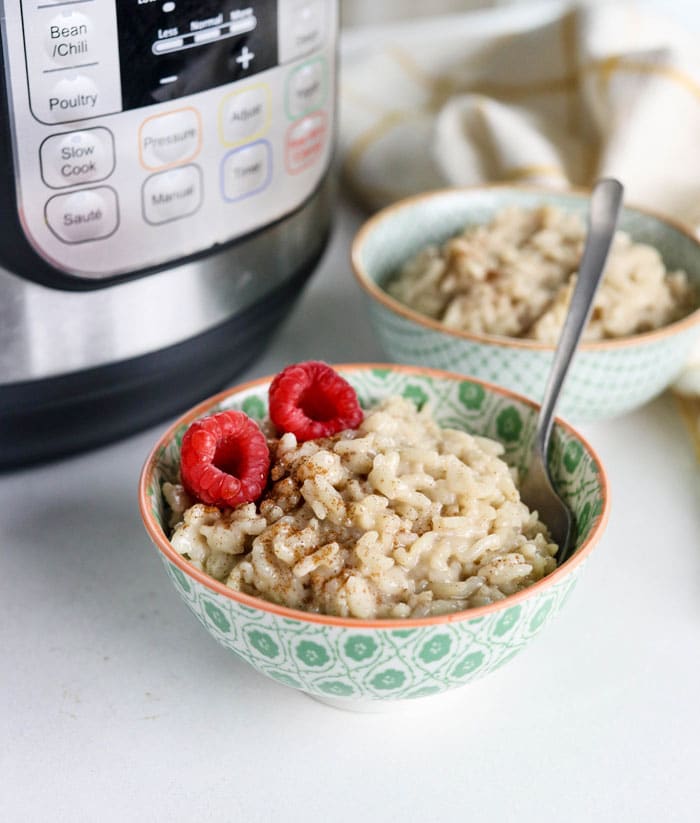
0;0;337;468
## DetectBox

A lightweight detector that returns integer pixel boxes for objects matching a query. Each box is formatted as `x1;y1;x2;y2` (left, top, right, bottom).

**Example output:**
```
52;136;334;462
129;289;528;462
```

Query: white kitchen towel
340;0;700;448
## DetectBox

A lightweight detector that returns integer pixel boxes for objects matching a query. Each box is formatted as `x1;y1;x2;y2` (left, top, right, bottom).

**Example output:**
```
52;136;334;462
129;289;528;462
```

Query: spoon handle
535;178;625;453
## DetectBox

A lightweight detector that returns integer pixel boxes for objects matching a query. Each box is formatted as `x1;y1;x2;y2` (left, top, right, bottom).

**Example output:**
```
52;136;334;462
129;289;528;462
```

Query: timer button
139;108;202;171
142;165;203;225
45;186;119;244
45;11;94;66
221;141;272;202
40;127;115;189
219;84;270;147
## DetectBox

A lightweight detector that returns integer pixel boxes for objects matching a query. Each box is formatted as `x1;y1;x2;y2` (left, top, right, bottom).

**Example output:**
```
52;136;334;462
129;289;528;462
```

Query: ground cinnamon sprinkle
165;396;558;619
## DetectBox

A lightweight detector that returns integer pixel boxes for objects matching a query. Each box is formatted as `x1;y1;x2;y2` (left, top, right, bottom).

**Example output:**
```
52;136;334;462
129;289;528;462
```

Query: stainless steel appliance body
0;0;337;467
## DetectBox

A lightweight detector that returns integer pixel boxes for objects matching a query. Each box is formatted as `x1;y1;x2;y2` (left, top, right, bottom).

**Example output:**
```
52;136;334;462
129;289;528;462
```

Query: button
285;112;327;174
235;45;255;70
219;85;270;147
45;186;119;244
45;11;94;66
40;127;115;189
221;141;271;202
142;165;203;225
139;108;202;171
45;74;100;122
286;57;326;119
278;0;325;63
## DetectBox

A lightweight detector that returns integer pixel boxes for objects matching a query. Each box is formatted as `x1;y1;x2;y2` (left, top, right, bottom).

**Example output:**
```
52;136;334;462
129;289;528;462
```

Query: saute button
139;108;202;170
45;11;95;66
219;85;270;146
45;186;119;243
221;141;271;201
287;57;325;119
45;74;100;122
142;165;203;225
40;127;115;188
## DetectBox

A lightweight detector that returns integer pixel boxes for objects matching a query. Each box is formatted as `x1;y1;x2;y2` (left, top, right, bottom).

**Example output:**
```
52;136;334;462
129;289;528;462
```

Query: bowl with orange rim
138;363;609;711
350;186;700;422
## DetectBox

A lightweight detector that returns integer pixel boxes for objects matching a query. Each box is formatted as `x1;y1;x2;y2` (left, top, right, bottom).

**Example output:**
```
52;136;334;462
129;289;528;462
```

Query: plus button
236;46;255;71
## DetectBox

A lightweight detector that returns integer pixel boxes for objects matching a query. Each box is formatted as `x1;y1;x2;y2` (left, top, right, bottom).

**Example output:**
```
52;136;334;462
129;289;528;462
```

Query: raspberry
179;410;270;508
268;361;363;441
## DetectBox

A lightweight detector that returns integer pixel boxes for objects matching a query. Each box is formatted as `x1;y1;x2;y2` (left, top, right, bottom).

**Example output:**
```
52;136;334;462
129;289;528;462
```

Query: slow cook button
46;74;100;122
221;140;271;202
142;165;203;225
285;111;327;174
139;108;202;170
287;58;326;119
45;11;94;66
40;127;115;189
219;84;270;146
45;186;119;244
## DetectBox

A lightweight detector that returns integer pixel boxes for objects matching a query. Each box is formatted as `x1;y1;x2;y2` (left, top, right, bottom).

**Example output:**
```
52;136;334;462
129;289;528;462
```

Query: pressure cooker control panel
1;0;336;280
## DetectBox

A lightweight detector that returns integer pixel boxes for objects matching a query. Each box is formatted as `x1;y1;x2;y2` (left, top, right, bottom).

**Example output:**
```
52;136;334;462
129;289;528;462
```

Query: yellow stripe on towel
675;393;700;462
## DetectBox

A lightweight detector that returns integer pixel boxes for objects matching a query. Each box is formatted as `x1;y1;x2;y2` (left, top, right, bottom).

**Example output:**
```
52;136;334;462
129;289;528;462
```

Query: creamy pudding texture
166;397;558;620
386;206;695;342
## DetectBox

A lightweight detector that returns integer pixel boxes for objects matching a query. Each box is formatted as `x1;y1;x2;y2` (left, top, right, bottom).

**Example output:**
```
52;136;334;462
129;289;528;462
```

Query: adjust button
44;11;94;66
221;140;271;202
142;165;203;225
219;84;270;147
139;108;202;170
40;127;115;189
45;186;119;244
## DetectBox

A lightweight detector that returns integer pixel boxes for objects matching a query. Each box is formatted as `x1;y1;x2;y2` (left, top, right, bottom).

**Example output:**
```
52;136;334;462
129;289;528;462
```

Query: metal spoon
519;178;624;565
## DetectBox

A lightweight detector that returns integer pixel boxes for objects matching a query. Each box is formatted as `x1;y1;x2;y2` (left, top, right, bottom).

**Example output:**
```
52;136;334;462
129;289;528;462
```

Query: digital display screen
116;0;278;110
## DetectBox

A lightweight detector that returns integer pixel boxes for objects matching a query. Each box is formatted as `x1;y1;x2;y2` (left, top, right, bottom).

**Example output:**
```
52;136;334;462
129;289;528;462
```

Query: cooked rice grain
386;205;695;342
166;396;558;619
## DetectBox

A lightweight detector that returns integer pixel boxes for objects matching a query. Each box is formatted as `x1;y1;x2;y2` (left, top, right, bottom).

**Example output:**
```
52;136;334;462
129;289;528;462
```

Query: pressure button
139;108;202;170
40;128;115;189
45;187;119;244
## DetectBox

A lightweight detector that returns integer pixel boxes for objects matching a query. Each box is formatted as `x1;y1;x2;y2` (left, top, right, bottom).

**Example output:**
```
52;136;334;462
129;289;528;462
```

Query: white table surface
3;193;700;823
4;4;700;818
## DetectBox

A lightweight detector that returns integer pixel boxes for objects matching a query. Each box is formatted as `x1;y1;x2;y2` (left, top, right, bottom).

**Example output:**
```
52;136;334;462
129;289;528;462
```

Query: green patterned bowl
351;186;700;422
138;364;609;711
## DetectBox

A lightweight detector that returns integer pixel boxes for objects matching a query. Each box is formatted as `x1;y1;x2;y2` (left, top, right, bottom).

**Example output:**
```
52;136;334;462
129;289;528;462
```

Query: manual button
45;186;119;244
142;165;203;225
40;127;115;189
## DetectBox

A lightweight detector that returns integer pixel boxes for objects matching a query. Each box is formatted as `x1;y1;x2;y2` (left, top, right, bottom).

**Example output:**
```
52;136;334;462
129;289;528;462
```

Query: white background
3;3;700;821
